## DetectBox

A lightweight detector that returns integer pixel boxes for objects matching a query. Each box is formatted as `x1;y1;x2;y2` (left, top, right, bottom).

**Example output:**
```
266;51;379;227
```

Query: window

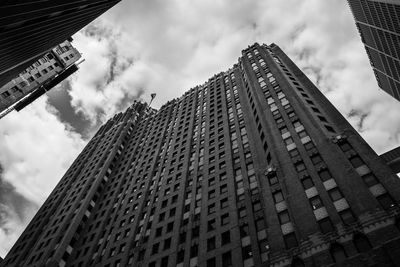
273;191;284;203
166;222;173;232
269;175;278;185
278;210;290;224
339;142;352;152
161;256;169;266
255;218;266;231
242;245;252;259
284;137;294;145
208;190;216;199
238;207;247;218
240;224;249;237
328;188;343;202
208;203;216;215
151;243;159;254
377;194;396;209
1;91;10;98
298;130;308;138
164;238;171;250
179;232;186;244
294;162;306;172
301;177;314;190
303;141;315;150
176;249;185;263
208;219;216;231
284;233;298;249
192;226;199;238
353;234;372;253
289;149;299;158
221;213;229;225
318;169;332;182
310;155;322;165
310;196;323;210
221;198;228;209
362;173;379;187
190;244;198;257
208;177;216;186
221;231;231;245
207;237;216;251
318;218;334;234
349;156;364;168
253;201;262;212
280;127;289;135
207;258;216;267
220;184;228;194
325;125;335;133
330;244;347;263
222;251;232;267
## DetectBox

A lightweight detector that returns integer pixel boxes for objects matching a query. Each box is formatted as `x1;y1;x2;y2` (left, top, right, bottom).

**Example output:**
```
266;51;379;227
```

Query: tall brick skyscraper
347;0;400;101
2;43;400;267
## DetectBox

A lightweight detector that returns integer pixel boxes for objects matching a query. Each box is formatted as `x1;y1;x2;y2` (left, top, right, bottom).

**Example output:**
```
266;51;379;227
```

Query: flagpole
149;93;156;106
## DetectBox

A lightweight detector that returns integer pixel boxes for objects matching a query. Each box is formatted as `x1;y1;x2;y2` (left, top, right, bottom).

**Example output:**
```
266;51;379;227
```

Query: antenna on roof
149;93;156;106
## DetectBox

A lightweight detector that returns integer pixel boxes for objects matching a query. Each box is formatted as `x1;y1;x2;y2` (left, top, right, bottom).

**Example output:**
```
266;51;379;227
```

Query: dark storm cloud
47;81;93;139
348;109;370;131
0;164;38;232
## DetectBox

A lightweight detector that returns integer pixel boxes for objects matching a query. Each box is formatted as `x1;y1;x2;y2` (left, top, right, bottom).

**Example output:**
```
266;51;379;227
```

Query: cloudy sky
1;0;400;258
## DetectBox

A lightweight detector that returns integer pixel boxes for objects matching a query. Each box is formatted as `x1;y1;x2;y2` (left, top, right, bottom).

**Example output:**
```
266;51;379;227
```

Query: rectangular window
222;251;232;267
301;176;314;190
318;218;334;234
310;196;323;210
207;258;216;267
269;175;278;185
318;169;332;182
377;194;396;210
208;203;216;215
273;191;284;203
278;210;290;224
221;213;229;225
221;231;231;245
362;173;379;187
349;156;364;168
283;233;298;249
328;188;343;202
295;162;306;172
208;219;216;231
207;237;216;251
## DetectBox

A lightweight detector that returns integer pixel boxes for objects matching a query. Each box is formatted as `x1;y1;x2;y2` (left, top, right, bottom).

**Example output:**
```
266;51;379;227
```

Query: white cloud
0;97;85;257
0;97;84;203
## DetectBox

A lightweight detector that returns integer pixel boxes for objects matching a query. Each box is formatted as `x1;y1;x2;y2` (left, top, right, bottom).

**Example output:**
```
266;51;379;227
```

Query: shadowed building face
347;0;400;101
0;0;121;88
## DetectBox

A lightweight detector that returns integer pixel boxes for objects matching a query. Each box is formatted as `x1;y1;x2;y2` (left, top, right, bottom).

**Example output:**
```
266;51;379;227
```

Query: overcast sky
1;0;400;258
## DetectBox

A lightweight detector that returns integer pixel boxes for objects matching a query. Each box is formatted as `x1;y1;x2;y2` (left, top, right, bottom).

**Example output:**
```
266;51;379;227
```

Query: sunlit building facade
2;43;400;267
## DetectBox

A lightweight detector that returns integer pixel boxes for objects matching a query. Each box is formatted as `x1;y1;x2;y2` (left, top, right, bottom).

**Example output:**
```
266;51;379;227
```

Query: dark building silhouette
380;146;400;174
347;0;400;101
0;0;121;88
2;43;400;267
